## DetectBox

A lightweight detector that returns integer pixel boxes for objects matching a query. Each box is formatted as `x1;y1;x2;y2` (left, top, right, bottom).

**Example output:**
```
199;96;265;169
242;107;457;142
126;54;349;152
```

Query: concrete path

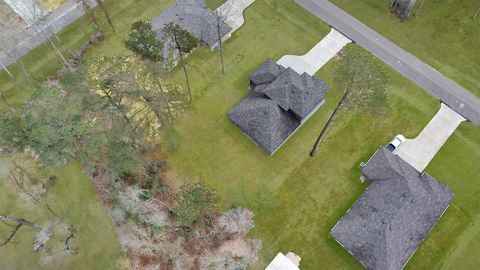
295;0;480;126
0;0;96;68
216;0;255;35
277;28;350;75
395;103;466;172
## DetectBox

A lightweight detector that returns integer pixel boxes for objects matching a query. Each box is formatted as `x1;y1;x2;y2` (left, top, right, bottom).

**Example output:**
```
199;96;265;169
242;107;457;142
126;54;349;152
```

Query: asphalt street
297;0;480;126
0;0;96;68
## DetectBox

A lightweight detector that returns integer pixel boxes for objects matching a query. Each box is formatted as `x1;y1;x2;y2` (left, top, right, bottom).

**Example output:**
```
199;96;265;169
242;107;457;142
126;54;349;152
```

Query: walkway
277;28;351;75
396;103;466;172
295;0;480;126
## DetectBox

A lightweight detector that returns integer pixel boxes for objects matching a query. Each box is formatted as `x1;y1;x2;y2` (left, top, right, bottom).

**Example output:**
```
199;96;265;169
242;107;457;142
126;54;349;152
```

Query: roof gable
260;68;328;119
248;59;285;87
228;92;300;155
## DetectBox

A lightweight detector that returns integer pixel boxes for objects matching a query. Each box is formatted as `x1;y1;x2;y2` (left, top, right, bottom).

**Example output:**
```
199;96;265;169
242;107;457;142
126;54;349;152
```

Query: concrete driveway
277;28;350;75
217;0;255;34
395;103;466;172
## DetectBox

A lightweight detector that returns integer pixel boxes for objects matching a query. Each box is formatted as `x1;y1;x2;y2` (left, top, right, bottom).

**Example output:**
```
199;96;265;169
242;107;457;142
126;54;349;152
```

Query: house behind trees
150;0;232;63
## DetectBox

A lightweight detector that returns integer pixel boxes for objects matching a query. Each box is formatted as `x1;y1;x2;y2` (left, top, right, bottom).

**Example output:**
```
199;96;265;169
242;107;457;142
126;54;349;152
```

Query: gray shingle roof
331;148;454;270
228;92;300;155
248;59;285;88
151;0;232;59
228;60;328;155
259;68;328;119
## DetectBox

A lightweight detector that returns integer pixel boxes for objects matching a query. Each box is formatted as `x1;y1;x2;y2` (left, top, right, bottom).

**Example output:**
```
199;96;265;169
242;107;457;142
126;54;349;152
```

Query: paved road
0;0;96;68
296;0;480;126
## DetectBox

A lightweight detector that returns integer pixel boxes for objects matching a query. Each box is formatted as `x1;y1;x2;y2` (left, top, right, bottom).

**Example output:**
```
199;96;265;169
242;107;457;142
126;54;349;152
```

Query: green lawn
0;161;123;270
0;0;174;268
330;0;480;97
163;0;480;269
0;0;174;110
1;0;479;269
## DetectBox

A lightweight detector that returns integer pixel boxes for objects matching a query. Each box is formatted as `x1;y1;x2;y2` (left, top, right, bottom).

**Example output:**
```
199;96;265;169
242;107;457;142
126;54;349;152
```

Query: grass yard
1;0;479;269
330;0;480;97
0;0;175;111
163;0;480;269
0;0;174;268
0;161;123;270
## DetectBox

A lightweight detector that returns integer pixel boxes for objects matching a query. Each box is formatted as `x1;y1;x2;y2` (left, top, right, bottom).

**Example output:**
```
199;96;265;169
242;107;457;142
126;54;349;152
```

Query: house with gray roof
228;59;328;155
151;0;232;62
331;147;454;270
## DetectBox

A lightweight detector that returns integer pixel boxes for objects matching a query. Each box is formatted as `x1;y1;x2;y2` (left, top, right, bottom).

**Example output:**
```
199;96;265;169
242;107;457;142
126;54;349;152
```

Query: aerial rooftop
228;59;328;155
331;147;454;270
151;0;232;58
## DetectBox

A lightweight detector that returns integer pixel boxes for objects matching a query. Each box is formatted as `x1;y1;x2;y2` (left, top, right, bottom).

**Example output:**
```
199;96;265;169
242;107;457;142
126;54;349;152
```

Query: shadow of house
228;59;329;155
151;0;232;65
331;147;454;270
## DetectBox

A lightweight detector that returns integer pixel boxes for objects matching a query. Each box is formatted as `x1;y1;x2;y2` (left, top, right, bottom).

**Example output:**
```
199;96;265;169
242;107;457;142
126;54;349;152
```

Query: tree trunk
35;25;71;69
0;88;13;109
0;60;13;79
412;0;426;17
176;42;192;102
182;64;192;102
472;6;480;19
46;35;70;68
80;0;102;33
216;12;225;74
96;0;115;33
0;214;42;230
51;32;75;58
310;84;350;157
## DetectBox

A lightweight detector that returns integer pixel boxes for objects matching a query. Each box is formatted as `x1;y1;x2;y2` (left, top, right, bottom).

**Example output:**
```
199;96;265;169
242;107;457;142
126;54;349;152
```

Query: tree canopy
337;46;389;116
125;21;164;62
86;55;187;140
162;22;198;58
174;183;217;227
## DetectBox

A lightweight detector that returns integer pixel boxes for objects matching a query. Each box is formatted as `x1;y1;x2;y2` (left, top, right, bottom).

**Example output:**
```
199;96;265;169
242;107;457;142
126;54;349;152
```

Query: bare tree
78;0;102;34
0;60;13;79
96;0;115;33
472;5;480;19
214;0;235;74
390;0;416;20
0;159;77;265
412;0;426;17
10;0;73;69
1;34;35;81
310;83;350;157
163;23;198;102
0;87;13;109
0;21;15;79
217;207;254;237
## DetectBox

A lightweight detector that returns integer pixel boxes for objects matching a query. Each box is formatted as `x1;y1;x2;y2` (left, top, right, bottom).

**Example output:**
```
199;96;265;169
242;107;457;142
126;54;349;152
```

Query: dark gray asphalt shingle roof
151;0;232;59
228;59;328;155
248;59;285;88
331;148;454;270
228;92;300;155
260;68;328;119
